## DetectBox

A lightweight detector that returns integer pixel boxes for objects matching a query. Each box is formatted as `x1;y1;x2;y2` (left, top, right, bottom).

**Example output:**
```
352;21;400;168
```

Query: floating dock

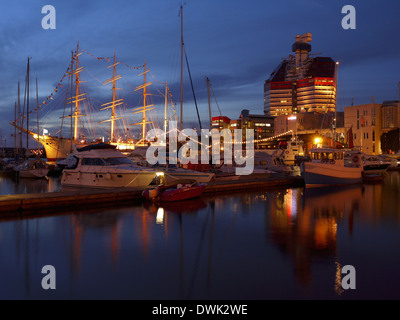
0;173;304;218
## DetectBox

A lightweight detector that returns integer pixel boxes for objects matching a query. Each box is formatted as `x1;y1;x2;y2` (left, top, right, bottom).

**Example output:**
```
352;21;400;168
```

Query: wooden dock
0;173;304;218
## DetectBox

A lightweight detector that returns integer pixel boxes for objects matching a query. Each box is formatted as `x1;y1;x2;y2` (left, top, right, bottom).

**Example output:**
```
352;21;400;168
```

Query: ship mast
180;5;184;131
26;57;31;152
71;42;86;141
100;52;123;143
132;61;154;145
207;77;212;128
164;81;168;134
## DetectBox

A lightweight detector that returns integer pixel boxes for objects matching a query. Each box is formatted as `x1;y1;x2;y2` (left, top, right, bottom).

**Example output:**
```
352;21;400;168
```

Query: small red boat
143;179;206;202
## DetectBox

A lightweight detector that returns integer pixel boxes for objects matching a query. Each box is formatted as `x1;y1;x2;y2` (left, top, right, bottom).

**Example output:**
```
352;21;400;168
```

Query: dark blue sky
1;0;400;144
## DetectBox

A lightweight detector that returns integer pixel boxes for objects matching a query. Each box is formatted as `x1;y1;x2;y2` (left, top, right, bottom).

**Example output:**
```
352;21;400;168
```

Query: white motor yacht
61;143;158;189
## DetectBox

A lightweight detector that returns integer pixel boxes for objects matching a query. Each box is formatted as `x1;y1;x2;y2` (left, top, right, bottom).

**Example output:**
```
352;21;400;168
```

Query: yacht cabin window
81;157;134;166
81;158;106;166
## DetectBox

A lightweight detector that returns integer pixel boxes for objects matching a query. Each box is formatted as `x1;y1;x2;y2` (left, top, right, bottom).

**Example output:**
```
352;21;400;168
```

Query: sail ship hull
10;123;77;161
38;136;75;161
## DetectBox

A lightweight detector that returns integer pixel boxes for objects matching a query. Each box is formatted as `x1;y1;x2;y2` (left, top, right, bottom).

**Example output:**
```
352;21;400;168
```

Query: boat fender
352;154;359;165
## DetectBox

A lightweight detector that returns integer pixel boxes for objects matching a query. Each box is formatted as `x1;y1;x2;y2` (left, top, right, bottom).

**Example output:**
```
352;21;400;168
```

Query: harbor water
0;172;399;300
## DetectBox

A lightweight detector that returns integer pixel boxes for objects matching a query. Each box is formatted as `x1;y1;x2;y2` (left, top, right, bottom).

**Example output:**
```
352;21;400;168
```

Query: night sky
1;0;400;145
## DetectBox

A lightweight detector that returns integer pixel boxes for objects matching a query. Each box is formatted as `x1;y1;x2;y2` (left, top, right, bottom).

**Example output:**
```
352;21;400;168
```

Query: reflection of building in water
266;187;362;287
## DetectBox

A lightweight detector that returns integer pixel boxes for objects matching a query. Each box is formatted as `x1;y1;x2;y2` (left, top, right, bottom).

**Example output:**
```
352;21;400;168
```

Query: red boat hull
159;184;206;202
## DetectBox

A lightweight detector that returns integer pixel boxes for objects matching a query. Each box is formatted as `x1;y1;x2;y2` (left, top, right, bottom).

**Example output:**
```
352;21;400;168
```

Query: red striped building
264;33;337;117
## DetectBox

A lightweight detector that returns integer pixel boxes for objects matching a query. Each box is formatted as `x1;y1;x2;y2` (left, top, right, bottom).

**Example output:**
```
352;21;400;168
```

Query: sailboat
10;43;147;162
10;43;87;162
11;58;50;179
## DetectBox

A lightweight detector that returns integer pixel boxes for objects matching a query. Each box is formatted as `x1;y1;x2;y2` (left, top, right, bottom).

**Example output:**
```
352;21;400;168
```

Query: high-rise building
264;33;337;117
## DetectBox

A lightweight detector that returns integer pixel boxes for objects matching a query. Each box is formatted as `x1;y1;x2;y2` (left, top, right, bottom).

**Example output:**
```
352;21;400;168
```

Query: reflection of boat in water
160;198;208;214
61;143;157;189
14;158;49;179
143;179;206;202
300;148;363;187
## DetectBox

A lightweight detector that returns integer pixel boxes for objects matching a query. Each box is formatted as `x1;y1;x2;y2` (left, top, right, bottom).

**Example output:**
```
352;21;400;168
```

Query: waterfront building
238;109;275;141
211;116;231;131
273;112;346;149
211;110;274;140
344;103;383;154
264;33;337;117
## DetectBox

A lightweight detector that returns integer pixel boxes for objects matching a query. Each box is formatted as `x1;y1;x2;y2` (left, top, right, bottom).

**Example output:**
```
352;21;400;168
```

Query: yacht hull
61;170;156;189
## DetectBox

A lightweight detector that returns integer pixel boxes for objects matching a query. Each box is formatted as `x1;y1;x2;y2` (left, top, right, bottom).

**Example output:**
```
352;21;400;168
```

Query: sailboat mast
111;52;117;143
334;61;339;148
14;102;17;151
74;43;80;140
142;61;148;143
164;82;168;133
180;5;184;131
71;42;86;142
26;57;30;151
36;77;39;153
132;61;153;145
99;52;123;144
207;77;211;128
18;82;22;157
70;51;74;150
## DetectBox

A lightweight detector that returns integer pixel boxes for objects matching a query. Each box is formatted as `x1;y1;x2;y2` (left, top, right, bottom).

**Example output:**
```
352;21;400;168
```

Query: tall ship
10;43;175;162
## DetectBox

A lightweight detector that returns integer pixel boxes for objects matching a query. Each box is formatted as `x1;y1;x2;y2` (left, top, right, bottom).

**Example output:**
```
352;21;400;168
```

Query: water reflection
0;172;400;299
0;175;61;195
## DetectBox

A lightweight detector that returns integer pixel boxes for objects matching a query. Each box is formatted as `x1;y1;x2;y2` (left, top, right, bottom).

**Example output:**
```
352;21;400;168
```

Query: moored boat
61;143;158;189
362;154;390;182
14;158;49;179
142;179;206;202
300;147;363;187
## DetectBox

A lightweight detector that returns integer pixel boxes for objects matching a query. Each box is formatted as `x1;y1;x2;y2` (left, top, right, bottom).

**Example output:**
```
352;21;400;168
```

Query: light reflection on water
0;172;400;299
0;175;61;195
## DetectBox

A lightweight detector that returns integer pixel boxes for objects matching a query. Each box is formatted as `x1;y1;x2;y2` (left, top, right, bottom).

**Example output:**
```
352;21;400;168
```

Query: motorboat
300;147;363;187
13;158;49;179
143;179;206;202
60;143;158;189
254;150;300;174
361;154;390;182
277;135;305;166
